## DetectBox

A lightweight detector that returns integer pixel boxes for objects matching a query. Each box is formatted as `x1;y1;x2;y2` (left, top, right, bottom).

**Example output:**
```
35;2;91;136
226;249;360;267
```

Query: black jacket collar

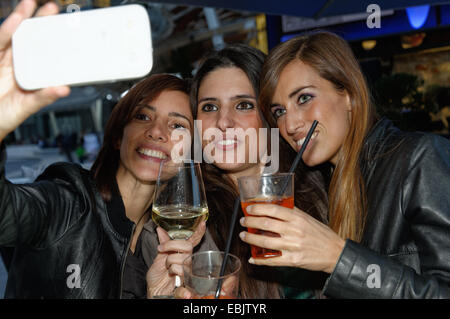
106;178;134;238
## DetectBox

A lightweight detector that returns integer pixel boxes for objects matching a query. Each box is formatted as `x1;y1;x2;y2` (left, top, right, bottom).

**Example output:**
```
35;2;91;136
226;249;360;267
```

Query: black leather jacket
323;119;450;298
0;143;135;298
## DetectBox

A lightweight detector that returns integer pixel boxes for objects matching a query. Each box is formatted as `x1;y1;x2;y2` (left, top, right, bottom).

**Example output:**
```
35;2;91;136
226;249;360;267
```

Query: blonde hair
259;31;376;242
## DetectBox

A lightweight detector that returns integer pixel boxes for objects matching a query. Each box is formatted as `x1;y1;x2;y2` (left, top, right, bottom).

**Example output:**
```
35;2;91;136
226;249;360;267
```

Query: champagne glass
152;160;209;240
152;159;208;291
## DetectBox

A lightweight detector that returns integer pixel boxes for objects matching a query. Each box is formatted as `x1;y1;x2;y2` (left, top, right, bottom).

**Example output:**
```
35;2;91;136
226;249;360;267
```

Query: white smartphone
12;4;153;90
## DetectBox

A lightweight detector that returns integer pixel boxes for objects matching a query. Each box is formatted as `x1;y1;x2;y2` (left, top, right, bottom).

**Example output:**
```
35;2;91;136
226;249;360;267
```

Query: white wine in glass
152;160;208;240
152;205;208;240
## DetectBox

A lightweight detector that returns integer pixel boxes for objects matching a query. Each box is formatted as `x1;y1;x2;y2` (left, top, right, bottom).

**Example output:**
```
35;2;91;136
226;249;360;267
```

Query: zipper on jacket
119;224;135;299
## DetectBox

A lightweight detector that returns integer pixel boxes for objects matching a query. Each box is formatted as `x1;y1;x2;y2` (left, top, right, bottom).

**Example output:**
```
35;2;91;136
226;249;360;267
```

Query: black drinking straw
280;120;318;195
214;197;241;299
290;120;318;173
214;120;318;298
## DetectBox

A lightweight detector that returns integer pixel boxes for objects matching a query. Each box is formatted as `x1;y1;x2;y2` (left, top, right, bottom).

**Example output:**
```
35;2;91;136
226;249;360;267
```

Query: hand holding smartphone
0;0;71;142
12;4;153;90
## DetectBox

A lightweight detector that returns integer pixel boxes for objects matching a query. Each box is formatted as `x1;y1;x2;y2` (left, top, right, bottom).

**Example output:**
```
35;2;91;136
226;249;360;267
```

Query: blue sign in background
279;4;450;43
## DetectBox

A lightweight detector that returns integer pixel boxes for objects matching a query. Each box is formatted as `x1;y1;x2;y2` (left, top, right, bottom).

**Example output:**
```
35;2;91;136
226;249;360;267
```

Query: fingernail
239;232;245;240
42;1;58;12
157;245;163;252
239;217;245;225
247;205;253;213
249;258;255;264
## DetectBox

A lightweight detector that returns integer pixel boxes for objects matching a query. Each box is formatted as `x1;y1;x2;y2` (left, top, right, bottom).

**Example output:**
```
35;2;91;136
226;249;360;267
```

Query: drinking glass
183;251;241;299
237;173;294;258
152;160;208;240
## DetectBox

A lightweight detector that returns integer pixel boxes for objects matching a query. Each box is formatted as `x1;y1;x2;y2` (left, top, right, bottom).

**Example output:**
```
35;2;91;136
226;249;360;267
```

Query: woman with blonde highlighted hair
239;31;450;298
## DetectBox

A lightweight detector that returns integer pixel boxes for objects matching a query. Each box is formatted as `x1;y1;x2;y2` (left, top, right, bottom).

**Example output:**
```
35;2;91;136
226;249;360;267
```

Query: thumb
156;227;171;244
188;221;206;247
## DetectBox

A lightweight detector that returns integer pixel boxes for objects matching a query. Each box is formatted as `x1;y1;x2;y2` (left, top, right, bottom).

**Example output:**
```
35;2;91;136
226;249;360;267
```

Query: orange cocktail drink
241;196;294;258
238;173;294;259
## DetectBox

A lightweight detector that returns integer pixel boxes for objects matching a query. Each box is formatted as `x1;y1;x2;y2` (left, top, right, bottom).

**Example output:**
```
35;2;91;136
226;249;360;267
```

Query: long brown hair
191;44;328;298
259;31;376;242
91;74;190;201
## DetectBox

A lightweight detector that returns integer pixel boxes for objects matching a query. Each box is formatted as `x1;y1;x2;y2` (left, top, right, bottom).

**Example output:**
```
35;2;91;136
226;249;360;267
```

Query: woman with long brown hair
239;31;450;298
0;1;202;298
186;43;328;298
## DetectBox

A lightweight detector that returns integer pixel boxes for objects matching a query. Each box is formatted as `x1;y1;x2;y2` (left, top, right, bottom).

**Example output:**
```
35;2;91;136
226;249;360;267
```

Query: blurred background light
362;40;377;51
406;5;430;29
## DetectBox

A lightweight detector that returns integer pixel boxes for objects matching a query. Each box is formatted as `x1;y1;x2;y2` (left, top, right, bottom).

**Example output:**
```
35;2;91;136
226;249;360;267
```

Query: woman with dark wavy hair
239;31;450;298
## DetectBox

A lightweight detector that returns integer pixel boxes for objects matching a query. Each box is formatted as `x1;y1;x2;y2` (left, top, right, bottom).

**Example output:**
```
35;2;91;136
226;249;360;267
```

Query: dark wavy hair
190;44;329;298
91;74;190;201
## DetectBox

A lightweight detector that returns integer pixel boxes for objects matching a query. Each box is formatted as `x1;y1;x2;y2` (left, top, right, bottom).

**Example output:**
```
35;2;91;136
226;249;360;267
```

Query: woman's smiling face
196;67;265;173
117;89;193;184
270;59;352;167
